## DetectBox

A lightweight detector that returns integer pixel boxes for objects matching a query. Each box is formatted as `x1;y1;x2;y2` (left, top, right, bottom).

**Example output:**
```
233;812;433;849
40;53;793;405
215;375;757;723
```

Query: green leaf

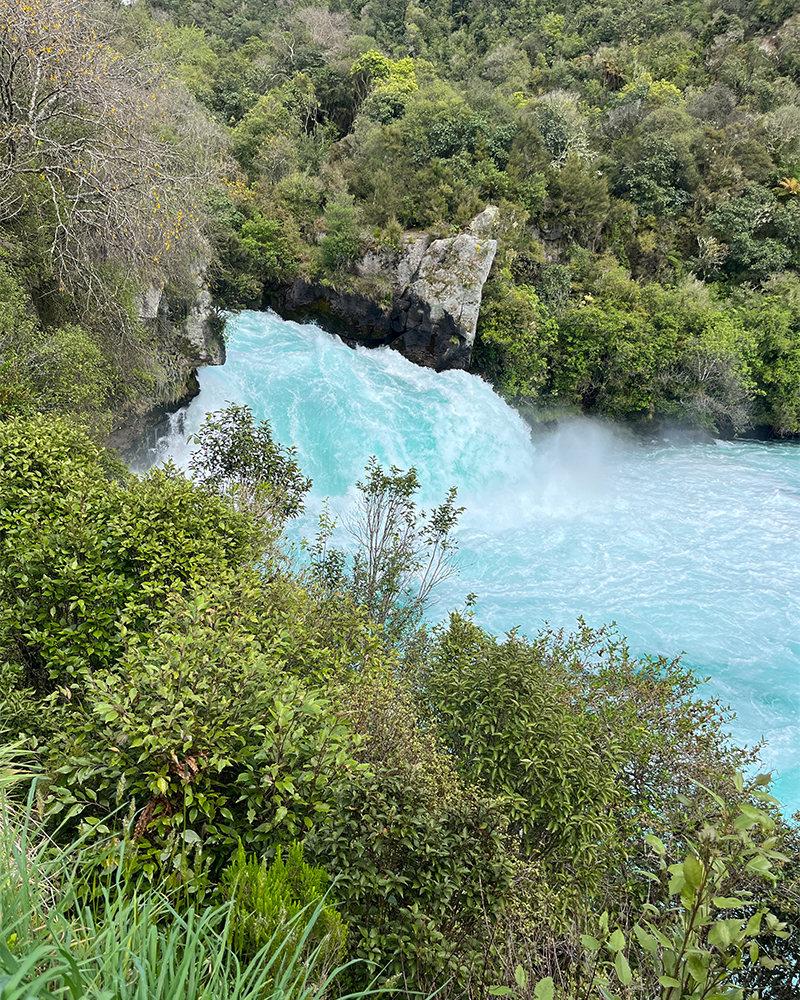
533;978;554;1000
515;965;529;990
745;912;763;936
708;921;732;949
633;924;658;953
713;897;747;909
658;976;681;988
581;934;602;951
683;854;704;888
668;871;685;895
607;929;625;952
686;953;709;984
615;951;632;986
745;855;772;875
488;988;512;996
644;833;666;856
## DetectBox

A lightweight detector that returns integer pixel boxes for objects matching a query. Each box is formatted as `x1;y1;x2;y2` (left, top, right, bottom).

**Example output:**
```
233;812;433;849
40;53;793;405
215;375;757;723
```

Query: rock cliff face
264;209;498;371
110;212;497;457
106;270;225;457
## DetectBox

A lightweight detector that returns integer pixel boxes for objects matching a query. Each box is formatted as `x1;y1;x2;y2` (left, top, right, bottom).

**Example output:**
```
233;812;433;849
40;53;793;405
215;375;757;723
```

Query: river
147;310;800;815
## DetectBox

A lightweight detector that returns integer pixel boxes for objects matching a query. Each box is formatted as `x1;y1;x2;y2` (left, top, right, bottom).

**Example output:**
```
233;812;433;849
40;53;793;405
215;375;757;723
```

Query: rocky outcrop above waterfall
264;210;498;371
106;268;225;456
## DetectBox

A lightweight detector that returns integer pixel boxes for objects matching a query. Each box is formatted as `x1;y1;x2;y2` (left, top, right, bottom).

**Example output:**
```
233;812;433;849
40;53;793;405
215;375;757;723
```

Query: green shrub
307;767;513;989
514;776;792;1000
420;613;766;918
42;589;364;885
0;414;255;688
474;275;558;400
0;761;368;1000
221;841;347;964
189;402;312;538
548;287;755;431
421;613;624;889
321;194;362;270
28;324;114;415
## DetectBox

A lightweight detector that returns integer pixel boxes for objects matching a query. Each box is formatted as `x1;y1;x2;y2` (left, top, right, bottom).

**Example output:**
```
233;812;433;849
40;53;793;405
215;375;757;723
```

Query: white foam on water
149;311;800;814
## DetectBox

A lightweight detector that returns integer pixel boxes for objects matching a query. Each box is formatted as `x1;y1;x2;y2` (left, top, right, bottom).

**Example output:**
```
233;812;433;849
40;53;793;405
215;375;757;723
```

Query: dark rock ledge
264;208;498;372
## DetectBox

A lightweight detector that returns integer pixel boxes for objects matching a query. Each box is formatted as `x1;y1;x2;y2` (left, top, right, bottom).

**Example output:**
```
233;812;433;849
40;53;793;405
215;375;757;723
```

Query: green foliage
352;51;417;98
189;403;312;536
221;841;347;964
545;154;611;245
230;76;321;180
310;457;463;645
733;274;800;434
0;413;254;688
0;767;369;1000
27;324;114;415
475;276;558;399
0;259;39;349
0;360;33;419
547;280;756;431
422;613;624;883
562;776;791;1000
0;259;112;418
307;765;514;988
239;215;302;281
321;194;362;271
709;187;800;282
43;587;364;883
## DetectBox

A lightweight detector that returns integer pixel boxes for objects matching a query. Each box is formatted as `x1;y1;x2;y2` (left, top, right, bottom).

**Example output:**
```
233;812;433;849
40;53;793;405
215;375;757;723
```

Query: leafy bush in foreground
0;410;795;998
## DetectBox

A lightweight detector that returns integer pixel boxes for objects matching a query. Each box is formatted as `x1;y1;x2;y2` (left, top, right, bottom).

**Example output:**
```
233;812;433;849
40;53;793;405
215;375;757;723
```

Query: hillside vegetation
145;0;800;435
3;0;800;434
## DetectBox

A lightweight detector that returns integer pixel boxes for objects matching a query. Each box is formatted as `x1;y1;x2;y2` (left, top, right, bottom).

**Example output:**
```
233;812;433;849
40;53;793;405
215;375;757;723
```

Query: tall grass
0;753;382;1000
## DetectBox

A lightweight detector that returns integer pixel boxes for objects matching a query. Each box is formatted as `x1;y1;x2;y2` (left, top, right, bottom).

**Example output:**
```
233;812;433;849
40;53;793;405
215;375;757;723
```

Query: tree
189;403;312;537
706;185;799;282
475;276;558;400
421;613;624;888
0;0;216;307
546;153;610;245
311;458;463;644
320;193;362;270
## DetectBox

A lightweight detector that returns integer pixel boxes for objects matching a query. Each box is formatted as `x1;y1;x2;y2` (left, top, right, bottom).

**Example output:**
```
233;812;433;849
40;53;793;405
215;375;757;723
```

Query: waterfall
148;310;800;813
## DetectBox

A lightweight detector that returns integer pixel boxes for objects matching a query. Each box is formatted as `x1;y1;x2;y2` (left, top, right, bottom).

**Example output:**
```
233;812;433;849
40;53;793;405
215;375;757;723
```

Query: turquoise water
153;310;800;814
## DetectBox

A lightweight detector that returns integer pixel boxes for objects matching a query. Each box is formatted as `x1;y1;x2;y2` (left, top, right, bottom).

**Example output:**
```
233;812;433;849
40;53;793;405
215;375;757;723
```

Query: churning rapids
143;310;800;814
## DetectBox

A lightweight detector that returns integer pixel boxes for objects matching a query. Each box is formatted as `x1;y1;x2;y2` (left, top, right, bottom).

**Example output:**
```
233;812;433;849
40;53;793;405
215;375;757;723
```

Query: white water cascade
142;310;800;814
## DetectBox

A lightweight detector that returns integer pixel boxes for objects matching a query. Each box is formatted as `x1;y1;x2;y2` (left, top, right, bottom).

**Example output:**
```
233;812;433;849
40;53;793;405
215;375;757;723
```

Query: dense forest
0;0;799;997
4;0;800;434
